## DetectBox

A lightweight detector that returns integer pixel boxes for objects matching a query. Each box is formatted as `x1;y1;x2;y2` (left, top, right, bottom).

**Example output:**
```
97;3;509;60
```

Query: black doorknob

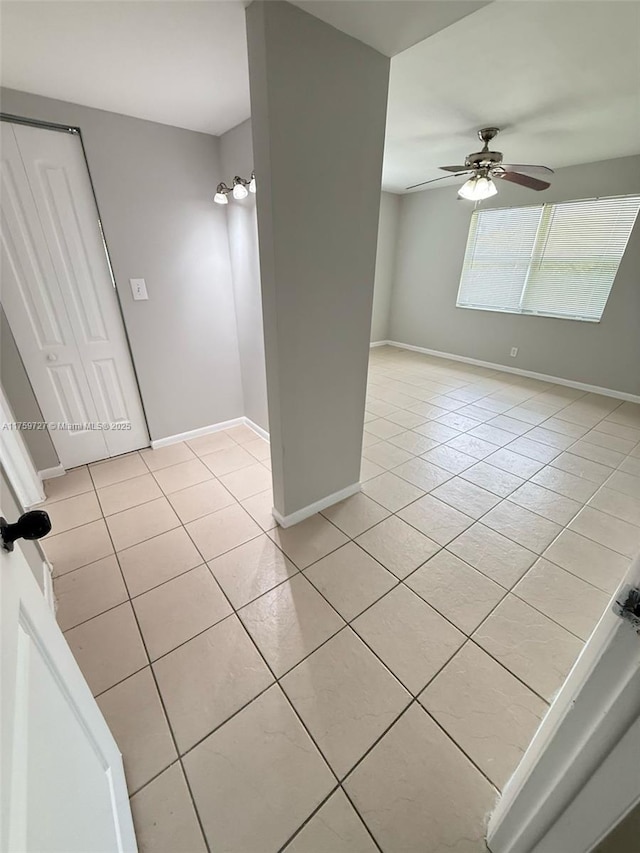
0;510;52;552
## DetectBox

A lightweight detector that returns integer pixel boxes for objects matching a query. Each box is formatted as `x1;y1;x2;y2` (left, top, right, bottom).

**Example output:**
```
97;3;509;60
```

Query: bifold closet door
0;121;148;468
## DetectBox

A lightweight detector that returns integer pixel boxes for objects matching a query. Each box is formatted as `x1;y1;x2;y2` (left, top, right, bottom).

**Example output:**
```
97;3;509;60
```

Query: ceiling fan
407;127;554;200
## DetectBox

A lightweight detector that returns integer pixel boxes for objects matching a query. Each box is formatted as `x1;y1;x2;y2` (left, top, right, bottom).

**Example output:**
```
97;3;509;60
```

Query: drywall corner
219;118;269;433
371;191;401;342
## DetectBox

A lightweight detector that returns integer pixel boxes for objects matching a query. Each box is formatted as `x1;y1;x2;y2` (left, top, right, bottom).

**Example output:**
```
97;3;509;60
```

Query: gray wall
389;155;640;396
1;308;58;470
248;1;389;517
219;119;269;432
371;191;400;342
1;88;244;442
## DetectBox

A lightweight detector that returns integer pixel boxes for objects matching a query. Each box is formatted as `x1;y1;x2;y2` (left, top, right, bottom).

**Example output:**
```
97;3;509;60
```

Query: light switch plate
130;278;148;300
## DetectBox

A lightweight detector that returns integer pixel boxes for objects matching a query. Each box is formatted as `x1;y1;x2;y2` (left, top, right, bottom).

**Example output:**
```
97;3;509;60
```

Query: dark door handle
1;510;52;552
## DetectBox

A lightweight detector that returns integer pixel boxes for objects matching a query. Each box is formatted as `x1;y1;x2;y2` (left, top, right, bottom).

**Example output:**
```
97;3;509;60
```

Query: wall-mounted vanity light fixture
214;171;256;204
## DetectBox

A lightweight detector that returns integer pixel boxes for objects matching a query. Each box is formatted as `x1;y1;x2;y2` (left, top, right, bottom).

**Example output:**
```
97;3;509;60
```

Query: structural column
246;0;390;524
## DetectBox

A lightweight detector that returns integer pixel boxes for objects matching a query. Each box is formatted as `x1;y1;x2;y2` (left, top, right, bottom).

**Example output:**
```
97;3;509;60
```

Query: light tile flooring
42;347;640;852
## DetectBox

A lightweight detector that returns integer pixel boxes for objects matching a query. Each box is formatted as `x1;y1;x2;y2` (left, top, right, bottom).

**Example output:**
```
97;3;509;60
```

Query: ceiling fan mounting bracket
478;126;500;146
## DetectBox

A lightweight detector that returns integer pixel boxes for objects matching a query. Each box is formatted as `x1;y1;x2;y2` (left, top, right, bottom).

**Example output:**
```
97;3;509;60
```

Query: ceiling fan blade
439;165;468;173
496;171;551;191
406;171;472;190
499;164;555;176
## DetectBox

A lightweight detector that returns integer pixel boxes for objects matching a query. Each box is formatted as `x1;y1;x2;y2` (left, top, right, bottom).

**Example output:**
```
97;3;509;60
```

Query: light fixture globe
458;174;498;201
232;177;249;200
214;183;229;204
249;171;257;194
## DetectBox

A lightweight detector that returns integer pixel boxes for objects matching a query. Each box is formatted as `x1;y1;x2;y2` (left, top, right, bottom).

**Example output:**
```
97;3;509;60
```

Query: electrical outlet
510;347;519;358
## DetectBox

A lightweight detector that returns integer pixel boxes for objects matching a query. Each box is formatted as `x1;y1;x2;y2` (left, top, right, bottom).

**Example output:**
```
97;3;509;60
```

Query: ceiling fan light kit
407;128;554;199
458;174;498;201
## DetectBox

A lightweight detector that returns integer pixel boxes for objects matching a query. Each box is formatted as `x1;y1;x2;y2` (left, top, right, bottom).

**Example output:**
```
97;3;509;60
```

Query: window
456;196;640;322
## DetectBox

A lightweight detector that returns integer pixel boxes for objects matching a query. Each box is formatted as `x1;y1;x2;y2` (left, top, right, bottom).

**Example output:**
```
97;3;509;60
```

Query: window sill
455;304;601;323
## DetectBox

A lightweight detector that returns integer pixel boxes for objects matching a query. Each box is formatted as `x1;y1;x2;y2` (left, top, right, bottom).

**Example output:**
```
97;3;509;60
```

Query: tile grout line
301;417;623;659
53;416;638;678
46;405;637;564
175;519;389;851
123;592;521;814
45;357;640;851
48;428;268;524
56;405;637;696
363;420;638;572
99;510;216;853
171;490;516;847
273;785;343;853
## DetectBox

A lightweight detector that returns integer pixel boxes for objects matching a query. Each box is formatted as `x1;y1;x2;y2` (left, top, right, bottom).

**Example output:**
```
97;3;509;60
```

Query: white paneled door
488;554;640;853
0;508;137;852
0;121;148;467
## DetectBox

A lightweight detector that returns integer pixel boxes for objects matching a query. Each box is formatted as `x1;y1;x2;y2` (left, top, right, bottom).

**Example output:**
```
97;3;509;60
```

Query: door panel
1;509;137;852
0;121;148;467
488;555;640;853
0;163;63;348
34;161;110;343
13;123;149;459
49;362;94;423
93;357;130;422
1;122;108;467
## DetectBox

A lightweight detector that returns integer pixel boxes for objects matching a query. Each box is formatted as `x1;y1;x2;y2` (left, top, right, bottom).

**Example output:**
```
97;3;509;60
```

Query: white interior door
0;505;137;852
487;554;640;853
0;120;148;468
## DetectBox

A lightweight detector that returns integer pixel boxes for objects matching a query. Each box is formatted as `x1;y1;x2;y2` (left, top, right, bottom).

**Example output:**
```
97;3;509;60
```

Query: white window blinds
456;195;640;322
457;205;543;312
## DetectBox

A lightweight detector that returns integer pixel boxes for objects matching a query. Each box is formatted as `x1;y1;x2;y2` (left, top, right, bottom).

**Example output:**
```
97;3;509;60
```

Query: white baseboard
272;481;361;528
245;418;270;442
38;465;66;481
383;340;640;404
151;416;269;449
369;340;390;348
42;560;55;613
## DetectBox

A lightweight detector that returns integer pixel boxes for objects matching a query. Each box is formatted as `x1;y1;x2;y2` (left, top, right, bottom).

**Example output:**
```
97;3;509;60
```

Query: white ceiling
384;0;640;192
1;0;639;191
290;0;490;57
0;1;251;136
0;0;486;136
